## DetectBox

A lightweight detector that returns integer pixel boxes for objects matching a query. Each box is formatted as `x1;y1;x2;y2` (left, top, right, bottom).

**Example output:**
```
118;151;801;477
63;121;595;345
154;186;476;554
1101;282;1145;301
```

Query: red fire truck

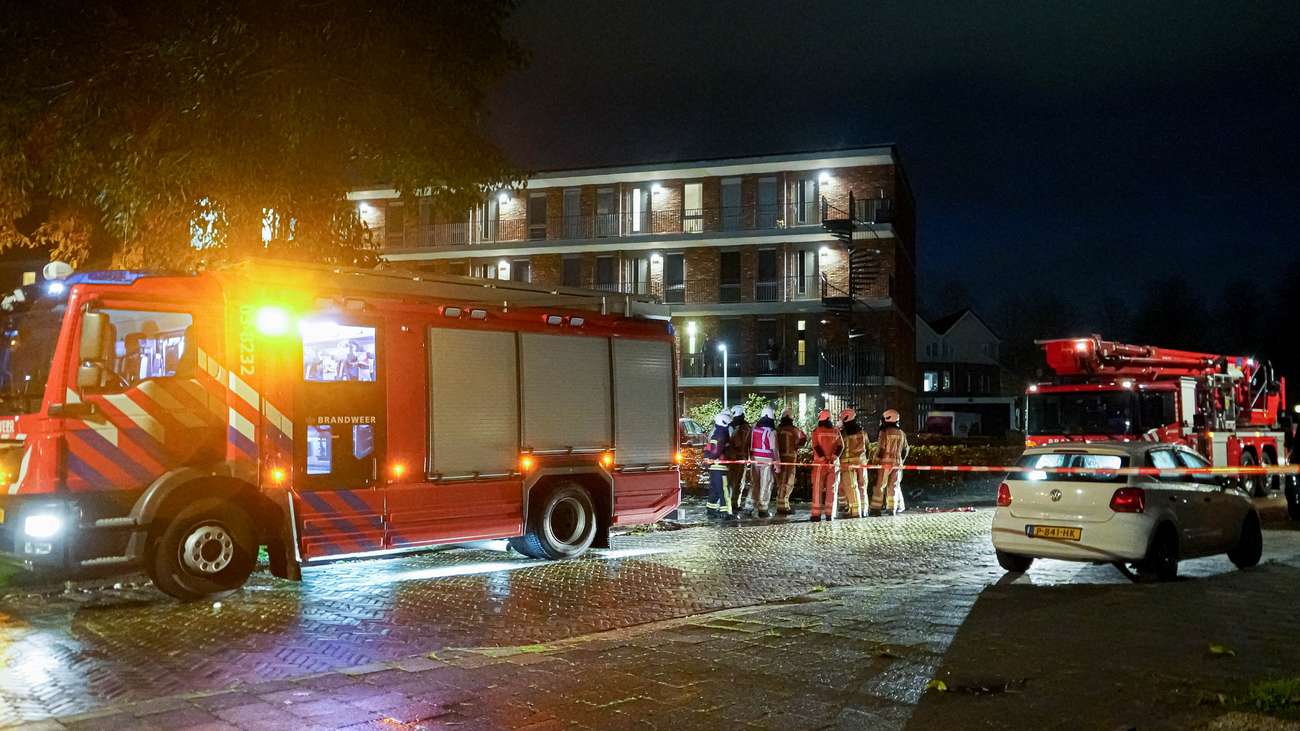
1025;335;1289;495
0;260;681;599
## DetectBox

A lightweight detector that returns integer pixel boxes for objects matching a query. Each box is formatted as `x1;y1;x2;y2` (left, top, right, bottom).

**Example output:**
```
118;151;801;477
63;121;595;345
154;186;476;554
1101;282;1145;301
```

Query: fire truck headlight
255;306;292;336
46;281;66;297
24;514;63;540
1294;404;1299;415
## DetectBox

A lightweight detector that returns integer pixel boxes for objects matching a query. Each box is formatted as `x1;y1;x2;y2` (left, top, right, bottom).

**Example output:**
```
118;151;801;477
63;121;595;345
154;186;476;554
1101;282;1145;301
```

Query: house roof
926;308;1001;340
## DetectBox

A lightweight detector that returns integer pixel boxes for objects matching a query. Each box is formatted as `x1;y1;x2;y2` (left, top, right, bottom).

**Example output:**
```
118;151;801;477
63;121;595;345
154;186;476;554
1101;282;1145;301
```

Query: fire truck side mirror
79;312;111;362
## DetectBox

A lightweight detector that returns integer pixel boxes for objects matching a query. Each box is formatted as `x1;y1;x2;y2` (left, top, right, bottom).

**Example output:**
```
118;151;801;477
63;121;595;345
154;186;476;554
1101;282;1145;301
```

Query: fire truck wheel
509;484;597;560
1228;512;1263;569
1262;451;1280;494
149;498;258;600
1240;451;1263;497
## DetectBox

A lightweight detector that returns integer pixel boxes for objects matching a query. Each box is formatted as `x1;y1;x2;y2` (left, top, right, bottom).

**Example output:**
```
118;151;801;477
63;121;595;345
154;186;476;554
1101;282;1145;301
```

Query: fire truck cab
1026;336;1289;496
0;261;681;599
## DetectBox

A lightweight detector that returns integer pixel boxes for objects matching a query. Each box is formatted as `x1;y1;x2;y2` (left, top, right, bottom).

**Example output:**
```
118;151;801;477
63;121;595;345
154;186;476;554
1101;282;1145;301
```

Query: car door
1175;448;1247;553
1146;448;1205;552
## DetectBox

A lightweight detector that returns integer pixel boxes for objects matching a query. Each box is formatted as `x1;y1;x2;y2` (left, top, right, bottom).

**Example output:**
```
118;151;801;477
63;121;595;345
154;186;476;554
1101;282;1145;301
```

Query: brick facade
361;149;918;426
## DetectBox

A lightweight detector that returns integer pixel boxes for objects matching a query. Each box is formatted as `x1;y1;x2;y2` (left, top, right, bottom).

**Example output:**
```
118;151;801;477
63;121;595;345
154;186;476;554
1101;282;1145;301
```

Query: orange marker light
520;454;537;472
600;451;615;469
391;463;407;479
674;451;684;465
270;467;287;484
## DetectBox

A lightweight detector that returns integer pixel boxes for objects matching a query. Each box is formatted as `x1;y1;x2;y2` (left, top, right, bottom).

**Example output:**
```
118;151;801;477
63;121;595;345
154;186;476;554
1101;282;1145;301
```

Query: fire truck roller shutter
520;333;612;452
612;339;674;466
428;328;519;477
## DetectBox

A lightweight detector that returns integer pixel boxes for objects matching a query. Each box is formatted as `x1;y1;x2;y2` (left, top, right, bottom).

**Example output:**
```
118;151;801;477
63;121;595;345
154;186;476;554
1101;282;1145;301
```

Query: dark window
595;256;616;291
1139;390;1177;432
562;257;582;288
756;250;778;301
511;259;531;283
448;261;468;277
664;254;686;304
721;179;741;231
527;194;547;240
757;177;778;228
719;251;740;302
595;189;615;236
563;189;581;238
385;203;405;247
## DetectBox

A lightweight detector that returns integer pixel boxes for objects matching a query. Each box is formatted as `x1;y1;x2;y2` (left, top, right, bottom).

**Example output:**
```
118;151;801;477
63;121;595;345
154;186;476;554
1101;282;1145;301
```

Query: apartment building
916;309;1018;437
351;146;918;428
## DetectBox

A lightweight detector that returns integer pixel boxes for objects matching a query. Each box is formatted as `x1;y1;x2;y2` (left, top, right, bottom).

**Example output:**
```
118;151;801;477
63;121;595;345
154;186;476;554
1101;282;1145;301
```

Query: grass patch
1233;677;1300;719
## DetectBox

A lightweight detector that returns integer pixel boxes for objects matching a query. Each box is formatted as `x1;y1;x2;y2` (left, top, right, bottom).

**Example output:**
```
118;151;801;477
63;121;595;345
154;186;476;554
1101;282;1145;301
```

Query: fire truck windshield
0;298;67;416
1027;391;1138;436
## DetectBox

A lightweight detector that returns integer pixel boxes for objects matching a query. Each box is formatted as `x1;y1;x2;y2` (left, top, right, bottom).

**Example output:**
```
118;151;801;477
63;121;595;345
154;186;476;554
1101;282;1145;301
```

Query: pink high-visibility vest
750;426;776;461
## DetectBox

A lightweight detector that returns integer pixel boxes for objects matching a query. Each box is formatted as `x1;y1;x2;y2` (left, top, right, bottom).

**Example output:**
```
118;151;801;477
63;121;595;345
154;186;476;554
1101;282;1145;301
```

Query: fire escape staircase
817;192;892;411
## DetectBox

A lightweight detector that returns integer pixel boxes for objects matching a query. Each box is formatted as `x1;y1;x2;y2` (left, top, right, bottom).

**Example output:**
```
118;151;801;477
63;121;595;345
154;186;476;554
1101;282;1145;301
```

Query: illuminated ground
2;506;1298;729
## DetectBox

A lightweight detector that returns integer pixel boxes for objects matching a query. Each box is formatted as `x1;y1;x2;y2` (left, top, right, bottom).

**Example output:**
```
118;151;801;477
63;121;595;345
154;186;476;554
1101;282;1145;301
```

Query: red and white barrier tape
705;459;1300;477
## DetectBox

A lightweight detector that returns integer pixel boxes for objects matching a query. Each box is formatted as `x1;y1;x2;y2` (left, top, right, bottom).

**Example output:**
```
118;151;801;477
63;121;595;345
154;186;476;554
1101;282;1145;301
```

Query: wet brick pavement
4;506;1300;728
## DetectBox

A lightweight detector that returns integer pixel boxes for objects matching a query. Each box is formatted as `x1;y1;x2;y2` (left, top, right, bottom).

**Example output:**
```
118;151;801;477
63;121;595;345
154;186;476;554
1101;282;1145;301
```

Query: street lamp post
717;343;728;410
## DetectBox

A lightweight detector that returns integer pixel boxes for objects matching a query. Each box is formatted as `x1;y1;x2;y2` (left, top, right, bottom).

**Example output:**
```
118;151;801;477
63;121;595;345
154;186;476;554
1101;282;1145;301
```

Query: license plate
1026;525;1082;541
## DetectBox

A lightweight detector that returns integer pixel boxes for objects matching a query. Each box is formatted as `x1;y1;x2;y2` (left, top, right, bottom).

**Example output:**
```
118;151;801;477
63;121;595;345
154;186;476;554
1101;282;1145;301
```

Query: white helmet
714;411;732;427
760;406;775;420
730;404;746;419
882;408;901;424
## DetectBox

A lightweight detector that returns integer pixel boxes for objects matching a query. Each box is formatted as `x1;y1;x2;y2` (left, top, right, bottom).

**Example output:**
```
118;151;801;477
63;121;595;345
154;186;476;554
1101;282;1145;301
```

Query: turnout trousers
811;459;838;519
838;458;867;518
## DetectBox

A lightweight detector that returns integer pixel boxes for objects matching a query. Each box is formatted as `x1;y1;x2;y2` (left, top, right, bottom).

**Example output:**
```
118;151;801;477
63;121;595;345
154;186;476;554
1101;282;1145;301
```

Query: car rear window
1016;452;1128;482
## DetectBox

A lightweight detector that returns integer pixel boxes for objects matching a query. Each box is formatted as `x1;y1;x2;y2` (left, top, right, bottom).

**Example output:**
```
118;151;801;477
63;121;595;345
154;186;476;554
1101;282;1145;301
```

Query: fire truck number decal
238;305;256;377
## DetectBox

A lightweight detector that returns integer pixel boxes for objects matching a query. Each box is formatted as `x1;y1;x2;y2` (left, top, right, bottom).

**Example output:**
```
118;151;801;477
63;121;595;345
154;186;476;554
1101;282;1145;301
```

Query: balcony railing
371;199;891;250
568;275;825;306
680;350;819;379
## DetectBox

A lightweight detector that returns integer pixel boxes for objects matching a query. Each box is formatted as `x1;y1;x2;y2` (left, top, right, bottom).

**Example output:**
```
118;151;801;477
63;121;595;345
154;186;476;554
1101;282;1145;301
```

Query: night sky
489;1;1300;322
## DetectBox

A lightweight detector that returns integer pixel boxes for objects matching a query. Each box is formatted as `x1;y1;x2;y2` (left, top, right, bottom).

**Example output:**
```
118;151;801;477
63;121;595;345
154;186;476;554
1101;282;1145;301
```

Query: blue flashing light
64;270;167;286
45;281;66;297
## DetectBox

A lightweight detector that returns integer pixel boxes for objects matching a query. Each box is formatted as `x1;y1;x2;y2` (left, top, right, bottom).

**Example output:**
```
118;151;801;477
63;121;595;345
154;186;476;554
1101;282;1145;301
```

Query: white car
992;442;1262;581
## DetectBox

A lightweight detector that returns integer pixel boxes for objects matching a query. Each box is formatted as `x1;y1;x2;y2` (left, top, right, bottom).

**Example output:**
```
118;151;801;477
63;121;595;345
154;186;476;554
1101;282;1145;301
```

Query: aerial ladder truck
1025;335;1290;497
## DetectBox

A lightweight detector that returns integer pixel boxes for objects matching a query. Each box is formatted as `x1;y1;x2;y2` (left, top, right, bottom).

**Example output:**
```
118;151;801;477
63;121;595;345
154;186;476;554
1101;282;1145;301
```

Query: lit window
353;424;374;459
302;322;377;382
923;371;939;393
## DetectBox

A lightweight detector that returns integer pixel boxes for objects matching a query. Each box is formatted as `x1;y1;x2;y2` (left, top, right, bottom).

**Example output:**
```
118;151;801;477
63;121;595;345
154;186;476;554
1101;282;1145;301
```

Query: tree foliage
0;0;523;269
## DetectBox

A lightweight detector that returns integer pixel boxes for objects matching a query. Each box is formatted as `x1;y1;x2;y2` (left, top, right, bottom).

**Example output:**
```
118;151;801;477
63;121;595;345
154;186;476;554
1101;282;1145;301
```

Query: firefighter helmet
730;404;746;419
840;408;856;422
714;411;732;427
882;408;901;424
760;406;775;420
817;409;832;422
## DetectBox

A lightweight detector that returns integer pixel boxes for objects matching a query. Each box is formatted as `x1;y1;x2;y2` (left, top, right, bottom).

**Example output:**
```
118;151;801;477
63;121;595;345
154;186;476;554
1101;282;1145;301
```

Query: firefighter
704;411;736;521
725;404;753;515
749;406;780;518
809;409;843;521
869;408;910;516
838;408;868;518
775;408;807;515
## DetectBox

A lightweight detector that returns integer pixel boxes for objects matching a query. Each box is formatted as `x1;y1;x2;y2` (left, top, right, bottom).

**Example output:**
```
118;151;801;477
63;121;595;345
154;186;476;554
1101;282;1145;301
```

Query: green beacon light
254;305;292;336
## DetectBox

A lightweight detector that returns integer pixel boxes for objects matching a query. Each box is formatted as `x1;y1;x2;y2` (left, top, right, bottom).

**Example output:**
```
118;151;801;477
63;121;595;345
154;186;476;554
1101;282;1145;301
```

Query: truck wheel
509;484;597;560
1228;512;1262;569
1241;451;1262;497
1136;524;1179;582
148;498;258;601
1262;451;1280;494
996;550;1033;573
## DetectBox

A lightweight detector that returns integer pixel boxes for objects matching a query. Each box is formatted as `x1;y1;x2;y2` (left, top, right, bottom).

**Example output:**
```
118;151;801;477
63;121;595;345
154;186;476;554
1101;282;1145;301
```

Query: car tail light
996;482;1012;507
1109;487;1146;513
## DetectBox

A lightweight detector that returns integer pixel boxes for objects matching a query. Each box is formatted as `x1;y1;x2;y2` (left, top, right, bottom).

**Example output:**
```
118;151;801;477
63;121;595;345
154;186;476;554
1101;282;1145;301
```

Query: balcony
679;349;819;380
576;275;823;307
371;200;891;251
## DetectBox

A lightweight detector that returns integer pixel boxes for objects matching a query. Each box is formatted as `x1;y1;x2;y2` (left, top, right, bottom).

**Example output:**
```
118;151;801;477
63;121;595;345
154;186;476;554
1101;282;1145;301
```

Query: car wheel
1227;511;1263;569
1241;451;1262;497
1137;524;1179;582
996;550;1033;573
509;484;598;560
149;498;258;601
